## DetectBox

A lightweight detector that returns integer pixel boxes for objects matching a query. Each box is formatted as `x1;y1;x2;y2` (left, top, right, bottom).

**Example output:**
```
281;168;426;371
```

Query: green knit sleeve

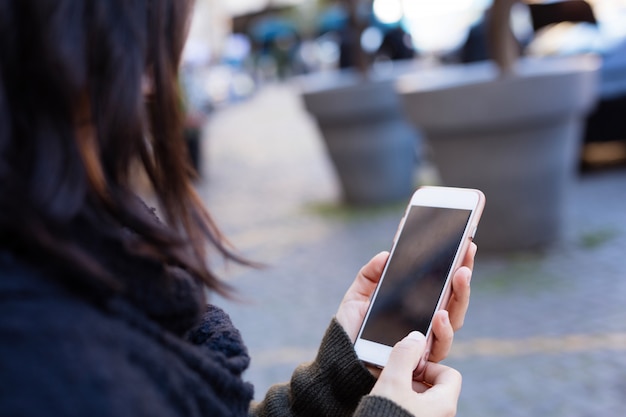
353;396;415;417
249;318;414;417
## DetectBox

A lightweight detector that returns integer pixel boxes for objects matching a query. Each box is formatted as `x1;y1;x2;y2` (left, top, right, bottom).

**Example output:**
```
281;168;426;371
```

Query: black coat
0;250;254;416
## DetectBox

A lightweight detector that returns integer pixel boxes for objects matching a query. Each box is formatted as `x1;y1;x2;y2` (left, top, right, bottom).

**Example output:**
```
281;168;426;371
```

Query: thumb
380;332;427;384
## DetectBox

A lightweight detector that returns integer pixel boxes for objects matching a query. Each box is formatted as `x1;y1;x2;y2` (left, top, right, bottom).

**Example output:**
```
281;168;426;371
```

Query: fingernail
441;309;450;325
406;331;425;341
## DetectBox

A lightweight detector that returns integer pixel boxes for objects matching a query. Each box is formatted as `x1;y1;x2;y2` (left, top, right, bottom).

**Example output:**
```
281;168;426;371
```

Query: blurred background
178;1;626;416
182;0;626;114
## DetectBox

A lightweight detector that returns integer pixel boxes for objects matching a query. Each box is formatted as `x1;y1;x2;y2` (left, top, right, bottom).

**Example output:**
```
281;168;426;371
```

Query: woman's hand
369;332;462;417
335;242;476;363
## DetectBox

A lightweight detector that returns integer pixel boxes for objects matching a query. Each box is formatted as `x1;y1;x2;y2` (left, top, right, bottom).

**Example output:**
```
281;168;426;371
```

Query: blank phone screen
360;205;471;347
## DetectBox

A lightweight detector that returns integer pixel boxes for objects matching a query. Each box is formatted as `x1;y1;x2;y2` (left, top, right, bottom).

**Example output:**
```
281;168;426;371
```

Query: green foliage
578;228;618;249
474;252;558;295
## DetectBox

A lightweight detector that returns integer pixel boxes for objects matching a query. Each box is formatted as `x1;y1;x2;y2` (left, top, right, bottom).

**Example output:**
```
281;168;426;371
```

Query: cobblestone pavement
196;84;626;416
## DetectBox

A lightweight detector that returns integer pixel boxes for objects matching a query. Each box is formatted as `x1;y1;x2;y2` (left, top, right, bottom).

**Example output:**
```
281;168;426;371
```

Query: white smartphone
354;186;485;371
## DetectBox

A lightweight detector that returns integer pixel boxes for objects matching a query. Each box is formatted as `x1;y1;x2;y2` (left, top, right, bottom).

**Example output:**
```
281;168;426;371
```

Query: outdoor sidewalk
196;83;626;417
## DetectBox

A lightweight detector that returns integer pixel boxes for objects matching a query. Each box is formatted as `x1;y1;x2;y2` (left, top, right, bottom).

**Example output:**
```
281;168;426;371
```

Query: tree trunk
487;0;520;75
344;0;369;75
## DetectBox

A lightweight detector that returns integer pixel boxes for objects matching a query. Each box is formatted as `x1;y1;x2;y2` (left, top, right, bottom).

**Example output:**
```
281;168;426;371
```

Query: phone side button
469;226;478;240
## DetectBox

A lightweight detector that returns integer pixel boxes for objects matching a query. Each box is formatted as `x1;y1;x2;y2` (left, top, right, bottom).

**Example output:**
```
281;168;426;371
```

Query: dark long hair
0;0;247;296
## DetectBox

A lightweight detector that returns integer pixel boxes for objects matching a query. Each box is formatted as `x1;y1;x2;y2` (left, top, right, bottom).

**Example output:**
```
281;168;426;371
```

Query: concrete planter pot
396;55;600;251
298;70;420;206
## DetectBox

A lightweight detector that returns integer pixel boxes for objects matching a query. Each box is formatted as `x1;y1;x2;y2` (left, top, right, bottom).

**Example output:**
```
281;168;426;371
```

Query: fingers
357;251;389;288
428;310;453;363
335;251;389;341
447;243;476;331
421;362;462;394
463;242;477;271
447;266;471;331
413;363;463;416
370;333;462;417
371;332;426;397
429;243;476;362
342;251;389;311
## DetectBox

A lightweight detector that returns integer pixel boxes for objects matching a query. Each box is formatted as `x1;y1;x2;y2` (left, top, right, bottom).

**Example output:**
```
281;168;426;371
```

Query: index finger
447;242;476;330
461;241;477;271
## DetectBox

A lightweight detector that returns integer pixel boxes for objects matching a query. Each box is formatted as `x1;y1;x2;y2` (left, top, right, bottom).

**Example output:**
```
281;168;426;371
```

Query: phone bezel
354;186;485;368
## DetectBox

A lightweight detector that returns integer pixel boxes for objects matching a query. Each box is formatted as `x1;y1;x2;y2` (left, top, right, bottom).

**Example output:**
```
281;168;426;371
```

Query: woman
0;1;474;416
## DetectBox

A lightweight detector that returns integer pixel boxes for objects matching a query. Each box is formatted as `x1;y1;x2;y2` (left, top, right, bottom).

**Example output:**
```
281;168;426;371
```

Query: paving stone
197;84;626;414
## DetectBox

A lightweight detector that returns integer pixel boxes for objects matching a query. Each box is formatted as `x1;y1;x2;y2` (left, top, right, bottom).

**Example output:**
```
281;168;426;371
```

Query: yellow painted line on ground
252;333;626;368
254;348;316;367
450;333;626;359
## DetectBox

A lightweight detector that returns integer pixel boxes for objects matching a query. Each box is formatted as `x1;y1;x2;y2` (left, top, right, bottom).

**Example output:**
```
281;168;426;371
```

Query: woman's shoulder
0;251;254;417
0;251;145;414
0;250;63;294
0;250;112;331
